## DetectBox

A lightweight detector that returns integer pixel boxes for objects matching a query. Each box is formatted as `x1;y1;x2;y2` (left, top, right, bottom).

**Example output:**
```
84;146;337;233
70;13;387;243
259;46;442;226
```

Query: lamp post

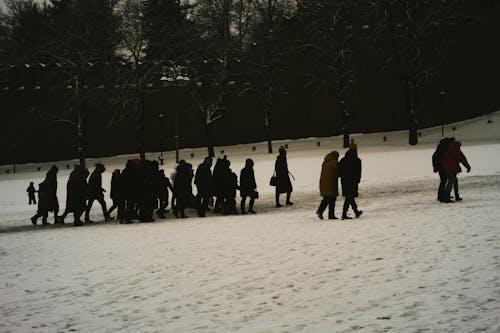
440;91;446;137
158;113;165;165
160;63;190;163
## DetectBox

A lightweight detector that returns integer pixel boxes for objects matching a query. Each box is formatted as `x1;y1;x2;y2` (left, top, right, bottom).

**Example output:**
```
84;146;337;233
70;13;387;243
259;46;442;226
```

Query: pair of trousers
317;196;336;219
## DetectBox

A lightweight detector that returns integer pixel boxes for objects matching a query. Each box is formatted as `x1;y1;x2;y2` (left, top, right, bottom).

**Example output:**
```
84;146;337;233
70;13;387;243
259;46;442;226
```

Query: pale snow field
0;113;499;332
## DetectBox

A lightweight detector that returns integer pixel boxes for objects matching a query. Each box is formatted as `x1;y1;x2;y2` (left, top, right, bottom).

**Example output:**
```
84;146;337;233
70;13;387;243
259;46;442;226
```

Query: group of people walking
28;137;472;226
316;142;363;220
29;153;262;226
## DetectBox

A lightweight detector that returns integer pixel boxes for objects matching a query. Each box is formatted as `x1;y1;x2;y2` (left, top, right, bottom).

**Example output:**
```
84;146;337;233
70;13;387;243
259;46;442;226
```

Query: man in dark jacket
432;137;454;202
339;144;363;220
85;163;110;223
121;159;140;224
240;158;257;214
195;157;213;217
441;140;471;202
27;182;37;205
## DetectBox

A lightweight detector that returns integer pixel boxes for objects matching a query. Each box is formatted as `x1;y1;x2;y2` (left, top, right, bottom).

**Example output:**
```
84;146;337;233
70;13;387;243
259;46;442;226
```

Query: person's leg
108;199;118;216
85;198;94;221
275;188;281;207
443;173;455;202
42;212;49;225
249;198;256;213
97;197;110;220
286;192;293;205
327;196;337;219
240;196;247;214
317;197;328;219
438;170;447;201
453;176;461;200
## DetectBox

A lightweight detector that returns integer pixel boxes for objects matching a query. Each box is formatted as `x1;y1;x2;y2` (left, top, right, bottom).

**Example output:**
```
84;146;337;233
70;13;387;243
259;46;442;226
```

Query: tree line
0;0;498;165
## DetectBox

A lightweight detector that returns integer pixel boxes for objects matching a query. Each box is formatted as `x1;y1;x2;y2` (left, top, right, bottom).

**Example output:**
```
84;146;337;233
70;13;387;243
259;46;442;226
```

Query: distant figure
339;144;363;220
107;169;125;221
27;182;37;205
441;140;471;202
432;137;454;202
85;163;110;223
274;146;293;207
31;165;59;225
58;166;89;225
316;151;339;220
194;157;213;217
240;158;257;214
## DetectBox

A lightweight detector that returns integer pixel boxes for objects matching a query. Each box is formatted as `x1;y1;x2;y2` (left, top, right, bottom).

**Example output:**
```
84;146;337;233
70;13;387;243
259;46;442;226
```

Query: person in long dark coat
212;156;227;213
195;157;213;217
339;144;363;220
432;137;454;202
85;163;110;223
107;169;125;220
316;151;339;220
223;160;239;215
58;166;89;225
173;160;192;218
31;165;59;225
121;159;140;224
240;158;257;214
274;146;293;207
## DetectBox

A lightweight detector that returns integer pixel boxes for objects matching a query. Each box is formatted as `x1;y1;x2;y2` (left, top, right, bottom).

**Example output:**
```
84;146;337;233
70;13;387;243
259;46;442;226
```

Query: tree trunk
206;122;215;158
407;82;418;145
76;75;86;168
137;94;146;162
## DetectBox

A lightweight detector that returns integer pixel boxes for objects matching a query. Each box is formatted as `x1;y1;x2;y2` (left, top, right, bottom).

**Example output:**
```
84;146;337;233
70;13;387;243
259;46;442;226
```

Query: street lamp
160;63;190;163
158;113;165;165
440;91;446;137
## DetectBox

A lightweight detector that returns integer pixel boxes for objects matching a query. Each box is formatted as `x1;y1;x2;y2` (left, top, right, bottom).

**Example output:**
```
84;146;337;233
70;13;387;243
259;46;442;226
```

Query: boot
355;210;363;218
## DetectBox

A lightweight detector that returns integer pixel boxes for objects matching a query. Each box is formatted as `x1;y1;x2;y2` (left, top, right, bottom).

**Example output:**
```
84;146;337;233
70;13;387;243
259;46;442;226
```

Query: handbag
270;176;277;186
251;190;259;199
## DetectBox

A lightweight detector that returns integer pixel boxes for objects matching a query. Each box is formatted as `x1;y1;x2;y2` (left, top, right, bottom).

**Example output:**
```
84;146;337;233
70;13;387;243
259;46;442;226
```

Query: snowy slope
0;112;499;332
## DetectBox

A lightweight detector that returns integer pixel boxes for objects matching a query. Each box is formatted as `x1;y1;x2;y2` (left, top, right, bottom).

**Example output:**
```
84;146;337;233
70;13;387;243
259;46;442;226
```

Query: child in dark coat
27;182;37;205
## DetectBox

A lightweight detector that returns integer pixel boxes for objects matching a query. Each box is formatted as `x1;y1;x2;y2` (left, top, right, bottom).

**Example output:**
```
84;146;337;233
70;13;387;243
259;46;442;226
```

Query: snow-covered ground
1;113;499;332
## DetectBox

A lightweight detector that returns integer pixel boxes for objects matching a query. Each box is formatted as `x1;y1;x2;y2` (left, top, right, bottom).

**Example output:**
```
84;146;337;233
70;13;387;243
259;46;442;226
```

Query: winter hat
331;151;339;160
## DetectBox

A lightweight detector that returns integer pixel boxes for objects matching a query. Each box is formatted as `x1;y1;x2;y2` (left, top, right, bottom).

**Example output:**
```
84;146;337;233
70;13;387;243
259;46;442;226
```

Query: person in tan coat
316;151;340;220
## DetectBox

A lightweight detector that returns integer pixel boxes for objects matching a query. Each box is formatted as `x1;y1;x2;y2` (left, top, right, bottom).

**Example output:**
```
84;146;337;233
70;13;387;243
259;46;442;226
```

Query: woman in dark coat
85;163;110;223
274;147;293;207
240;158;257;214
107;169;125;220
31;165;59;225
339;144;363;220
432;137;454;202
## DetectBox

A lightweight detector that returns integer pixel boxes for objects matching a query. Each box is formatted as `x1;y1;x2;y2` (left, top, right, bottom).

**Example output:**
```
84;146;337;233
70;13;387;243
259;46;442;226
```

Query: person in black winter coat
339;144;363;220
85;163;110;223
212;156;227;213
223;160;239;215
27;182;37;205
107;169;125;221
138;160;158;222
58;166;89;225
31;165;59;225
240;158;257;214
195;157;213;217
432;137;454;202
121;159;140;224
274;147;293;207
173;160;192;218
